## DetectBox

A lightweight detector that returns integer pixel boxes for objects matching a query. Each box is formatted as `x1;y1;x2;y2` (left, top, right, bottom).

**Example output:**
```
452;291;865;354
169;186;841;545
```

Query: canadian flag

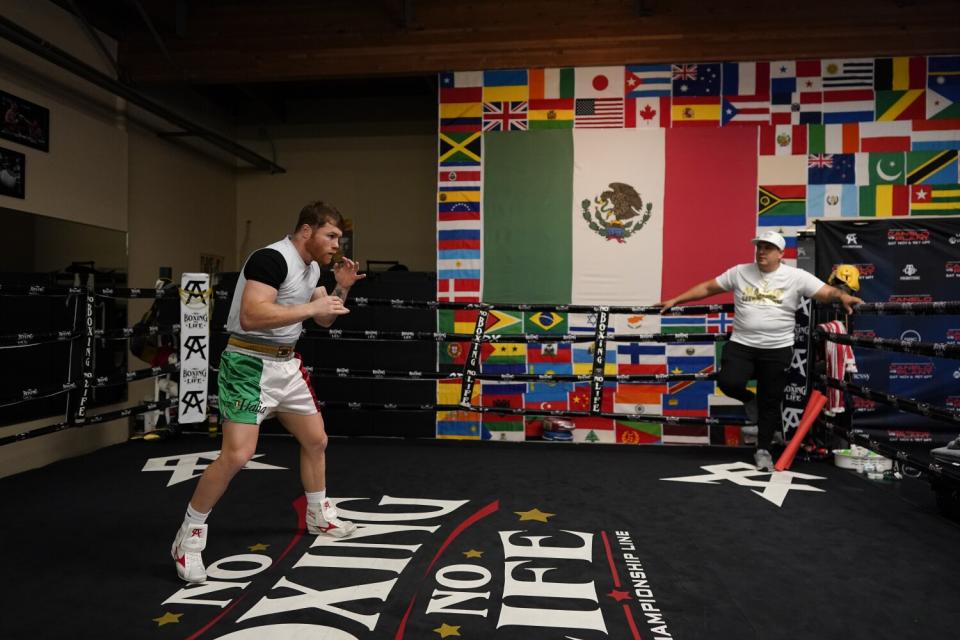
625;96;671;128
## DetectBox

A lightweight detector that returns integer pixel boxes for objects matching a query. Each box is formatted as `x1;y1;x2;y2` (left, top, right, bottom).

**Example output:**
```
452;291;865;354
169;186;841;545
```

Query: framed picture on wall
0;90;50;152
0;147;25;199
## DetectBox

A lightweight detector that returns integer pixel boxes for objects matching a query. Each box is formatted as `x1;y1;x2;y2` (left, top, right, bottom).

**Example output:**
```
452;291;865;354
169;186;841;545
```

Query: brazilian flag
524;311;568;334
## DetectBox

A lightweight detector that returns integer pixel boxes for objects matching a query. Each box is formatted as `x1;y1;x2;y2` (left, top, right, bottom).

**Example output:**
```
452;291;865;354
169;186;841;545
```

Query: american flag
482;101;528;131
672;64;698;81
574;98;624;128
808;153;834;168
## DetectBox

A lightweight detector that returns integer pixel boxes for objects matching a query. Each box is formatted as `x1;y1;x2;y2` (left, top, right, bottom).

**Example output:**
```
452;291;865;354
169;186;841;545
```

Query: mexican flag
482;127;758;306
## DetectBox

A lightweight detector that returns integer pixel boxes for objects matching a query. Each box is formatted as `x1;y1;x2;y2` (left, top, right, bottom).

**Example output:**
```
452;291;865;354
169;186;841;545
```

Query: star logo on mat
433;622;461;637
142;451;286;486
462;548;483;558
152;612;183;626
608;589;632;602
515;507;555;522
661;462;826;507
248;543;269;552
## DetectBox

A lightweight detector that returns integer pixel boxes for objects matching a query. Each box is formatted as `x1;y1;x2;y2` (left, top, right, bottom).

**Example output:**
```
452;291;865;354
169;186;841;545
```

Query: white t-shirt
715;263;826;349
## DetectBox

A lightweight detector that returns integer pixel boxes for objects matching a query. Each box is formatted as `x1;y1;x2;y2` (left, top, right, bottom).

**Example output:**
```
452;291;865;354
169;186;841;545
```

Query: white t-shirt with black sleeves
715;262;825;349
226;236;321;345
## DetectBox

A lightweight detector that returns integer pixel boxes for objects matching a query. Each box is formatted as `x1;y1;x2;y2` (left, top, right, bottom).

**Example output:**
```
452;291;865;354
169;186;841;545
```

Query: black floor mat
1;434;957;640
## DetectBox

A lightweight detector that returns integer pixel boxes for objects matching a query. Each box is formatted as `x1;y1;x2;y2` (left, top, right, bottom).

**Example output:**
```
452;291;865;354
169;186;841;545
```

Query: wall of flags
435;55;960;444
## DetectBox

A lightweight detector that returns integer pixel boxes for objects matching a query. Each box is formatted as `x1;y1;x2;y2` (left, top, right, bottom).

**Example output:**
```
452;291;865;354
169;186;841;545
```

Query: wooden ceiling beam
107;0;960;84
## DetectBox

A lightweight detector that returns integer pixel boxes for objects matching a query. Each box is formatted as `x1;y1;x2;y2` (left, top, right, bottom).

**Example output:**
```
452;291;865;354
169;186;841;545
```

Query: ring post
775;389;827;471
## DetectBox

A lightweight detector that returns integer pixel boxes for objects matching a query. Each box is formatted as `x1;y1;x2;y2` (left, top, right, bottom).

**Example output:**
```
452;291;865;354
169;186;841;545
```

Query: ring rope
300;365;716;384
0;386;73;409
850;300;960;316
0;363;179;409
820;375;960;426
0;322;179;348
211;287;735;314
350;297;735;314
5;285;956;315
203;394;743;426
0;397;177;447
0;284;180;299
294;327;730;344
0;284;85;297
0;330;80;348
96;323;181;341
816;330;960;359
317;400;743;425
96;286;179;300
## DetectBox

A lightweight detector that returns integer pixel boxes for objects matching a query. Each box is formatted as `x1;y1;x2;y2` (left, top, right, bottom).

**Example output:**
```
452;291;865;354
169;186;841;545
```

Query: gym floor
2;434;957;640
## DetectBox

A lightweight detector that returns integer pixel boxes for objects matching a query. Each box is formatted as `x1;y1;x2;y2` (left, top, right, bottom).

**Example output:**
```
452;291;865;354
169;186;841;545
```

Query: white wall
236;133;436;271
0;2;436;479
0;0;128;230
0;1;237;478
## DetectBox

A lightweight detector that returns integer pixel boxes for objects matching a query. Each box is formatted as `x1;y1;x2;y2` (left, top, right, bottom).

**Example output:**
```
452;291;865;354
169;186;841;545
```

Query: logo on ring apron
155;494;678;638
580;182;653;243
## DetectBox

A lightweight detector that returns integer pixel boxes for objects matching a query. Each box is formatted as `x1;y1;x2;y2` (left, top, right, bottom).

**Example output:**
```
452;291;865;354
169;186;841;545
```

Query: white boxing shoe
306;499;357;538
171;523;207;583
754;449;775;472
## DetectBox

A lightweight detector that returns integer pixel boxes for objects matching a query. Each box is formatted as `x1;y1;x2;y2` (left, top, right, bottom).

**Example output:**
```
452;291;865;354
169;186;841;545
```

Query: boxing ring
1;276;959;640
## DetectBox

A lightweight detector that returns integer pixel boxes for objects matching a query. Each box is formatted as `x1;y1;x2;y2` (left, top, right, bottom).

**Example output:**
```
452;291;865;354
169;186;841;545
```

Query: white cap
751;230;785;251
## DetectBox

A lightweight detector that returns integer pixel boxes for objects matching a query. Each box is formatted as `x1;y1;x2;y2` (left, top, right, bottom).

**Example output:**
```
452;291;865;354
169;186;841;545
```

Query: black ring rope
0;284;85;297
350;298;736;314
0;330;80;347
312;399;745;425
95;323;180;340
0;283;182;446
0;386;74;409
0;397;177;447
93;286;180;299
819;375;960;425
0;364;179;408
0;284;180;299
297;328;729;344
851;300;960;316
810;298;960;496
212;286;735;315
5;283;957;448
301;365;715;384
0;324;180;348
816;330;960;359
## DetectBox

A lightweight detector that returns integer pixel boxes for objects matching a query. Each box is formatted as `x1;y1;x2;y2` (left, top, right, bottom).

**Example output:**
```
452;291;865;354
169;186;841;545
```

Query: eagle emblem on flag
581;182;653;243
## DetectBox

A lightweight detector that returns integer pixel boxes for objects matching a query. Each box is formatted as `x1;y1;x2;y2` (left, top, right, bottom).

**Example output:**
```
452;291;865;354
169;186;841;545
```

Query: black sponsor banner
781;297;814;438
815;218;960;443
589;308;610;414
461;309;488;405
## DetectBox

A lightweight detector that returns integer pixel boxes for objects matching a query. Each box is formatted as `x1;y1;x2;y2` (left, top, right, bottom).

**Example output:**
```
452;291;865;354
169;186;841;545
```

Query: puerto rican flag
721;62;771;125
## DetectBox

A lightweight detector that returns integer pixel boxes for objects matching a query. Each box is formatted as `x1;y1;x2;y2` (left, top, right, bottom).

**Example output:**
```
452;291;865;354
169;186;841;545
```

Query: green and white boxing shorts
218;351;319;425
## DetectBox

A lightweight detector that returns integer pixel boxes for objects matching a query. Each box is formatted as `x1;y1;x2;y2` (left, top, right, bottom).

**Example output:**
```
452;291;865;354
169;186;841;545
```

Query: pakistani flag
856;152;906;185
483;128;666;305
